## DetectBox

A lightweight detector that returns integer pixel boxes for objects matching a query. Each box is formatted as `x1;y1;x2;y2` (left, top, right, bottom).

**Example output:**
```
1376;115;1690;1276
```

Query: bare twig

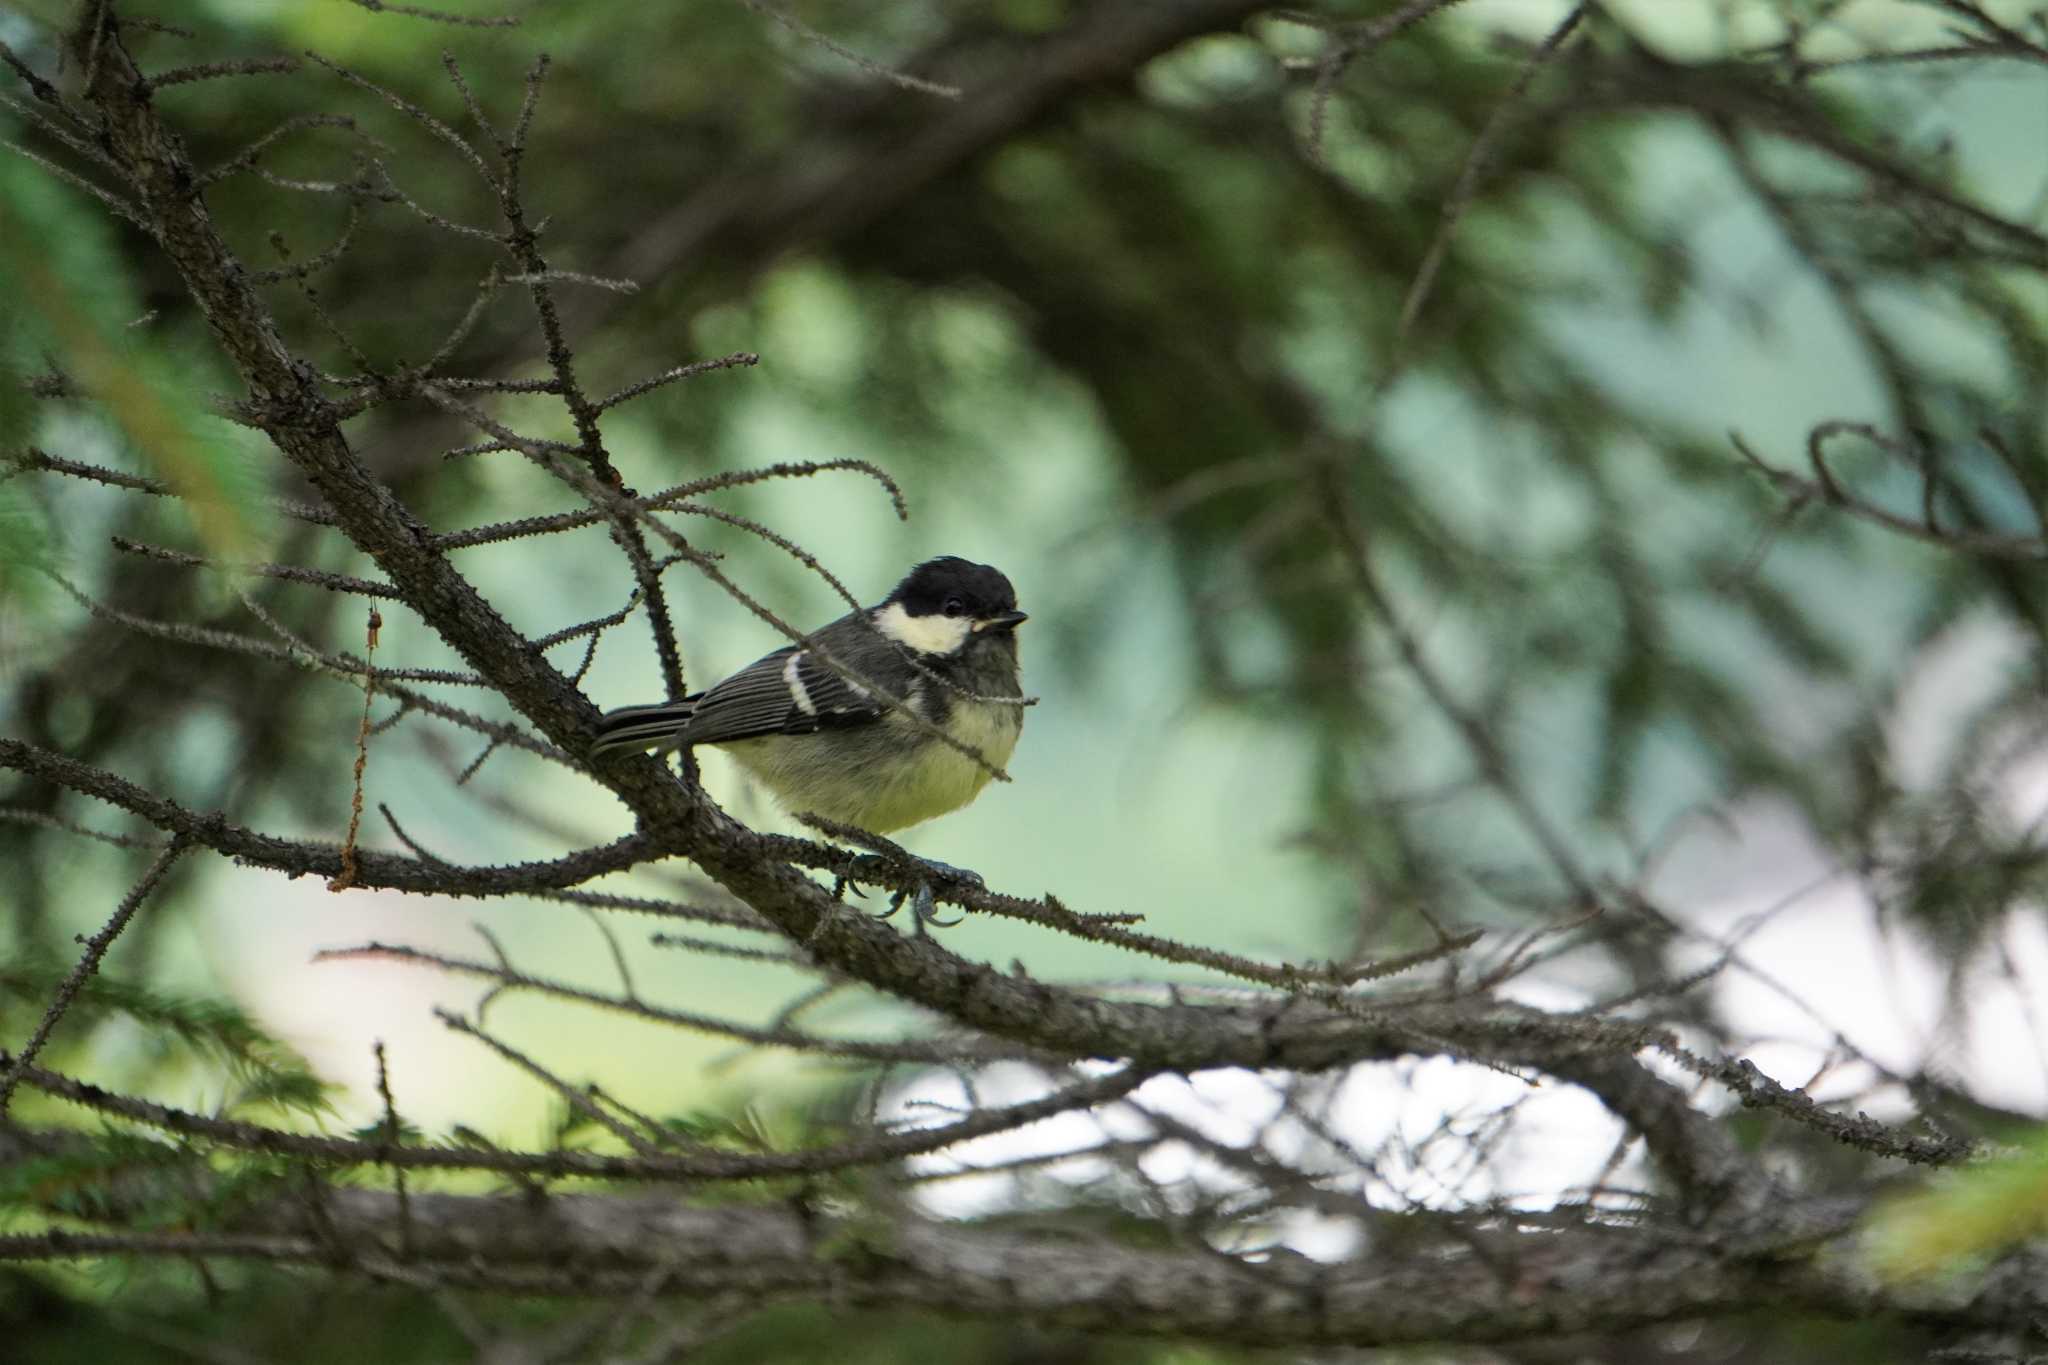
0;838;190;1115
737;0;962;99
328;608;383;892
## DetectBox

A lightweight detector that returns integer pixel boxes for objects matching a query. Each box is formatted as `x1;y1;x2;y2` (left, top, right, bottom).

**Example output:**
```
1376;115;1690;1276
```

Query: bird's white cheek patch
872;601;972;655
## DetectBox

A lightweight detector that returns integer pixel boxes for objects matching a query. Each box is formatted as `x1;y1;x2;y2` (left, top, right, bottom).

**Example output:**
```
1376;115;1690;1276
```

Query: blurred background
4;0;2048;1359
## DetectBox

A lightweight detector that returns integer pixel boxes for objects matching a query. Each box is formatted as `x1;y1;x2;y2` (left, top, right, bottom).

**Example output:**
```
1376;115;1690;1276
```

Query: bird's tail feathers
590;700;696;757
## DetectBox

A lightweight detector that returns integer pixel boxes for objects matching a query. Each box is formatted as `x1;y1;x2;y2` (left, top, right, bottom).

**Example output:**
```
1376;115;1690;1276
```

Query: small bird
592;557;1028;913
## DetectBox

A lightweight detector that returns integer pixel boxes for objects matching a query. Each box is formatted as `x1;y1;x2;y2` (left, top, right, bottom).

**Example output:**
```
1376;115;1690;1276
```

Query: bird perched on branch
592;556;1028;919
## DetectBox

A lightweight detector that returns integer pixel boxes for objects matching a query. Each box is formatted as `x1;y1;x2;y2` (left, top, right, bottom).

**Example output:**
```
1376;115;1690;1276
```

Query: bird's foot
792;816;978;934
875;858;982;935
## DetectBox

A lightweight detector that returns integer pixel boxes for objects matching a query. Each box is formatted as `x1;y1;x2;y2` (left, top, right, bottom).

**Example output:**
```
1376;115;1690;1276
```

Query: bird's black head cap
888;557;1019;620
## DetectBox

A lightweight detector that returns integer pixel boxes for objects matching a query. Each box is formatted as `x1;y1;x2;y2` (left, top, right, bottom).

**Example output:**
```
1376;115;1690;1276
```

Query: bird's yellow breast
721;700;1022;834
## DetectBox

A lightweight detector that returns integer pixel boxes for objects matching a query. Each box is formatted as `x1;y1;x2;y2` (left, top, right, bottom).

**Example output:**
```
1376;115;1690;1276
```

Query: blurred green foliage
1867;1129;2048;1283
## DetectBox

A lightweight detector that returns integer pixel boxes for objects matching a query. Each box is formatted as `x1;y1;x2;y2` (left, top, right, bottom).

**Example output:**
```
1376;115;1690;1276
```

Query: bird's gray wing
678;642;884;746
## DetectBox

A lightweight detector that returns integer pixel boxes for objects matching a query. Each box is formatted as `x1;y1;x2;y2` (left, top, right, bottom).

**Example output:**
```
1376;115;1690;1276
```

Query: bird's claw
873;858;981;934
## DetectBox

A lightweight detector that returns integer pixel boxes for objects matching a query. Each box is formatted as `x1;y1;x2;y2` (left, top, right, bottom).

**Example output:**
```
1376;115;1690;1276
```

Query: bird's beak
976;610;1028;633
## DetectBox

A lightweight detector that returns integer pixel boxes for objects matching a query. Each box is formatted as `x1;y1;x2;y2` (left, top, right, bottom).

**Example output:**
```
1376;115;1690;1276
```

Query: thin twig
110;536;402;597
0;838;190;1115
1394;4;1588;352
147;57;300;91
328;609;382;892
16;1056;1152;1183
438;1009;665;1157
737;0;962;99
350;0;522;29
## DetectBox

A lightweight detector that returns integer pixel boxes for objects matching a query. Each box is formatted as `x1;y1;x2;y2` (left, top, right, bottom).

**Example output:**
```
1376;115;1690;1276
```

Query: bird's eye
941;596;967;618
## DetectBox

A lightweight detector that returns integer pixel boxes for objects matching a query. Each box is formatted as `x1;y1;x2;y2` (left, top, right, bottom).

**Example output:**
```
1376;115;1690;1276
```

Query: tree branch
0;739;650;898
0;1172;2034;1346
